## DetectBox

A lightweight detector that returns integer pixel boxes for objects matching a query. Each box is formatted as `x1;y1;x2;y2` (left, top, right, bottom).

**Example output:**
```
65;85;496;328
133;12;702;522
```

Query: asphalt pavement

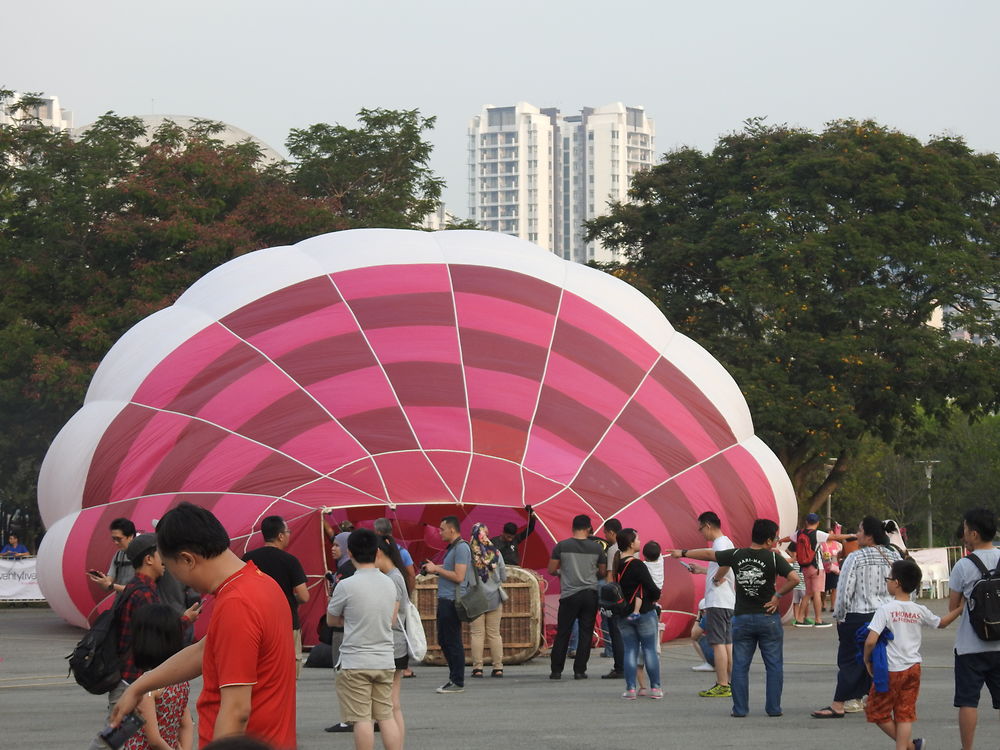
0;599;989;749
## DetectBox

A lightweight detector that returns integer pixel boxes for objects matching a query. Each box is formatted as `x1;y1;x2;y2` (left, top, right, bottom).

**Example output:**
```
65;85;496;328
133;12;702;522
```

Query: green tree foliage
0;94;444;540
287;108;443;228
587;118;1000;513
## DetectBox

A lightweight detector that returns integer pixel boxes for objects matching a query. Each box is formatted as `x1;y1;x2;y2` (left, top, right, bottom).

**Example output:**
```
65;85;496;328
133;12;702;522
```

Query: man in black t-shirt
670;519;799;718
244;515;310;678
492;505;537;566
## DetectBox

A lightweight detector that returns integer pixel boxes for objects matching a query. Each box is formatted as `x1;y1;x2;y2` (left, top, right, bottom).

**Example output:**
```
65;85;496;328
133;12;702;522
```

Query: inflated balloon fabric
37;229;795;636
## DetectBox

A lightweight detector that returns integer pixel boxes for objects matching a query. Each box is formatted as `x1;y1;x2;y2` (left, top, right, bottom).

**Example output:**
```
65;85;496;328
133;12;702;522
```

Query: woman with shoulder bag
468;523;508;678
811;517;901;719
615;528;663;700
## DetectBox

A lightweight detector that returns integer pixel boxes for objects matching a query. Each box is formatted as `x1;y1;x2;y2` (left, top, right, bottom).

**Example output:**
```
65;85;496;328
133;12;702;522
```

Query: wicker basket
415;566;543;665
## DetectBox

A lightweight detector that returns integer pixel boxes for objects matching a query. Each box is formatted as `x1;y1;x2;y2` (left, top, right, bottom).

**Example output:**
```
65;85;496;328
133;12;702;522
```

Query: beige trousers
470;604;504;670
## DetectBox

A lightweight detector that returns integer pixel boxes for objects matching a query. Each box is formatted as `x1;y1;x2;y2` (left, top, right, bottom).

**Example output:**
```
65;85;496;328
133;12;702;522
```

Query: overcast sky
4;0;997;215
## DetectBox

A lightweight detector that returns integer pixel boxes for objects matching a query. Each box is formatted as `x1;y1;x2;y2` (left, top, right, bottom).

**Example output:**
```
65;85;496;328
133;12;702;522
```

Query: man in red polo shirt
111;503;296;749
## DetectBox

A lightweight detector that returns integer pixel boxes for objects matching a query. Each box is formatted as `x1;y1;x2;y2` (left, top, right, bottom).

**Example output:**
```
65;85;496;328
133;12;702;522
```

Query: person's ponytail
860;516;890;546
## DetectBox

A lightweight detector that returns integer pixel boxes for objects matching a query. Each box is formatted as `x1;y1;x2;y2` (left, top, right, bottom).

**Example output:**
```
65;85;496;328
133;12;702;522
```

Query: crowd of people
86;503;1000;750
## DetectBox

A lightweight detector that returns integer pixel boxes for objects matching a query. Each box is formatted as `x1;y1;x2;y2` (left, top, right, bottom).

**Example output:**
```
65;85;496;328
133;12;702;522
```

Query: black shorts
394;654;410;671
825;572;839;591
954;650;1000;709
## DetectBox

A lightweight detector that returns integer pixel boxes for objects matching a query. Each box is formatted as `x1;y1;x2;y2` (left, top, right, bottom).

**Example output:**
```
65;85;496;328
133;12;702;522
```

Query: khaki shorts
336;669;395;722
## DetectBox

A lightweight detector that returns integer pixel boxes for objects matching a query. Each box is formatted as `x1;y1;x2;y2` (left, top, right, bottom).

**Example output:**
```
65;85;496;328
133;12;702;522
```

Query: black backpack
66;597;124;694
598;559;638;618
966;554;1000;642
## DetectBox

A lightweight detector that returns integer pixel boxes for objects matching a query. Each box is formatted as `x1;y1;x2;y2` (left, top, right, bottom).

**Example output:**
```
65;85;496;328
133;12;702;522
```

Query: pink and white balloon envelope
37;229;796;639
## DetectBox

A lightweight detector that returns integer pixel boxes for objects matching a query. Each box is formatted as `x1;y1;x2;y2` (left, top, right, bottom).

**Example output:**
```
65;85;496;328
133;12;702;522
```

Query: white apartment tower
1;92;73;130
468;102;654;264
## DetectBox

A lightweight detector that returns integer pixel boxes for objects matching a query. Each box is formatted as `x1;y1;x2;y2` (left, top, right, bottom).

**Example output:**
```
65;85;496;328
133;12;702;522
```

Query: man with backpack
786;513;855;628
947;507;1000;750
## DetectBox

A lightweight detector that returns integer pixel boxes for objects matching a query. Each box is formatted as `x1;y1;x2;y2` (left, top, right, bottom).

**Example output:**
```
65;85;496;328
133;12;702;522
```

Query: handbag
401;599;427;661
456;571;490;622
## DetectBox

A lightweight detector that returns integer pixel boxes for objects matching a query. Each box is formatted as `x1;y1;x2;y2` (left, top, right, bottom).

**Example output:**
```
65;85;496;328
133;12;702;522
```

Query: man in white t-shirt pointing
683;511;735;698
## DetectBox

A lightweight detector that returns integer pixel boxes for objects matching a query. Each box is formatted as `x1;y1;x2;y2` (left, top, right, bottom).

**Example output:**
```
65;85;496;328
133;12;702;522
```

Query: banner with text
0;557;45;601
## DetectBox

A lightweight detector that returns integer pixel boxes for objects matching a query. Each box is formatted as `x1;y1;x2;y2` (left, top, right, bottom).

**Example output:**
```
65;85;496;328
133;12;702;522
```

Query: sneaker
794;621;814;627
602;670;624;679
621;688;637;700
698;683;733;698
842;698;864;712
436;681;464;693
911;738;925;750
649;687;664;700
325;723;353;733
691;661;716;672
637;687;647;697
549;672;562;680
804;618;816;625
813;621;833;628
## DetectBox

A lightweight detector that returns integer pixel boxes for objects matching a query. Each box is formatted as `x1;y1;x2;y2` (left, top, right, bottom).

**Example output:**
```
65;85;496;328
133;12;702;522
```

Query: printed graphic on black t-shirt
714;547;793;616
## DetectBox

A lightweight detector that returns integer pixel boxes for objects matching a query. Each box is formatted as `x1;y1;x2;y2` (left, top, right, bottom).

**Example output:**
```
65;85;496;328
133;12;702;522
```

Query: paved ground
1;599;993;749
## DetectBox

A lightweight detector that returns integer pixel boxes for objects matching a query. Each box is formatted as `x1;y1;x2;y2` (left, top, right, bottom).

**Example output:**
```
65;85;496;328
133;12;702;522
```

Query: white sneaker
691;662;715;672
843;698;864;712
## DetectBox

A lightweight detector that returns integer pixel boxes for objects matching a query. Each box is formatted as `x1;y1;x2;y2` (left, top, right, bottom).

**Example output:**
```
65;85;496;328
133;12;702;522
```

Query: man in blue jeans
423;516;470;694
670;519;799;717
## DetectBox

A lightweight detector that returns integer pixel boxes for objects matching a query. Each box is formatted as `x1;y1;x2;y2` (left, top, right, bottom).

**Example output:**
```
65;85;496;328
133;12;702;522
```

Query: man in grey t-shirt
327;528;401;750
423;516;471;693
548;514;607;679
947;508;1000;750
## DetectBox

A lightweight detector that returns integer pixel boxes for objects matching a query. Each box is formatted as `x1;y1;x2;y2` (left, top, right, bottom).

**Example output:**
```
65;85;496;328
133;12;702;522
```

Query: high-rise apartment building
468;102;654;264
1;92;73;130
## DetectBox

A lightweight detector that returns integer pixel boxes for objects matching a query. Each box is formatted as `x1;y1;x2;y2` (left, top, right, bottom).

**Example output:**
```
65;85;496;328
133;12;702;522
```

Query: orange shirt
198;562;296;749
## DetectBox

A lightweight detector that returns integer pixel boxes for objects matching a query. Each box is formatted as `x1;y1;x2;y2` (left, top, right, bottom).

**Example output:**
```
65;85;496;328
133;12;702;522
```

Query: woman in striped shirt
811;517;902;718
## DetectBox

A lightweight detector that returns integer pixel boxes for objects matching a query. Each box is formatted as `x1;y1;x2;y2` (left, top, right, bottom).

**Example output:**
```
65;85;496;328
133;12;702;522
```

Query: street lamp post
915;460;940;548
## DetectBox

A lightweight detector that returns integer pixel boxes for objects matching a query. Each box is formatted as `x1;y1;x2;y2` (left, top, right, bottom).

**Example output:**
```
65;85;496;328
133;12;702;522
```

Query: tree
287;108;444;229
1;96;444;542
587;118;1000;513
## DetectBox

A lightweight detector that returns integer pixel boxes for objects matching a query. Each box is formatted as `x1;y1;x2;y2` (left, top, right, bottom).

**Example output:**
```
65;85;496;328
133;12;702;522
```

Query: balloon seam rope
518;283;567;493
444;262;475;504
214;321;385;485
325;274;458;504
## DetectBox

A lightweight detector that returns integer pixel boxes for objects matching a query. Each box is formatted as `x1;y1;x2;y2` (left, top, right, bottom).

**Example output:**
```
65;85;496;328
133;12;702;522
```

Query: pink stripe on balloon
365;326;462;365
373;452;456;504
404;406;471;452
334;264;452;299
649;359;735;449
543;351;635;421
587;424;673;498
454;292;556;349
461;455;522;507
307;368;398;418
330;458;389;501
426;451;473;501
522;469;566;507
465;368;539;423
559;292;659;371
243;302;357;360
108;411;191;502
284;478;383;506
277;421;369;475
179;434;287;492
133;324;238;408
523;426;588;485
634;368;727;461
194;365;299;428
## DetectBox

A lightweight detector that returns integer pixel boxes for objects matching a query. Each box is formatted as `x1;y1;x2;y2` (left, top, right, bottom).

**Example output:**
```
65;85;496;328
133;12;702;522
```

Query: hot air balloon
37;229;796;641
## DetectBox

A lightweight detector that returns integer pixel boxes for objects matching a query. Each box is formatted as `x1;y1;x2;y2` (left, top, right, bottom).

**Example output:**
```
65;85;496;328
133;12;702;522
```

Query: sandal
491;669;504;678
471;668;484;678
811;706;845;719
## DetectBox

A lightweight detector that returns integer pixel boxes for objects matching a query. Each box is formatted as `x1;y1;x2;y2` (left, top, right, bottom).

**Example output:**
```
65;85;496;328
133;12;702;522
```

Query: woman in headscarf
468;522;507;677
811;516;902;718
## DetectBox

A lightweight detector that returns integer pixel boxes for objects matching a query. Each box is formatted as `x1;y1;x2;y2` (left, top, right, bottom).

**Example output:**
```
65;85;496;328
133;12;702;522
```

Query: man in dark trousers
492;506;537;566
548;514;607;680
243;515;310;678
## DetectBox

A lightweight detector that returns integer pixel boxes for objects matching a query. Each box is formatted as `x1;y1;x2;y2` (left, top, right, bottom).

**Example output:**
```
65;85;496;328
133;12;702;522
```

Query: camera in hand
420;563;429;576
95;712;144;749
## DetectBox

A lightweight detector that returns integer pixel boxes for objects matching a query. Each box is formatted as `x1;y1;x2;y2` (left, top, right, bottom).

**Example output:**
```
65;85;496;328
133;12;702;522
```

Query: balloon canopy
37;229;795;637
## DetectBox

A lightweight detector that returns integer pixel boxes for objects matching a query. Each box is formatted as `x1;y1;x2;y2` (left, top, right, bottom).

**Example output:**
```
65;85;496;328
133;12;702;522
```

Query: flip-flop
811;706;845;719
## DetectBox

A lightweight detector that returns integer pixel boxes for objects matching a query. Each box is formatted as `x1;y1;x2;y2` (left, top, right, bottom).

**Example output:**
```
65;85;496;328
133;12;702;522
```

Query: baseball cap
126;533;158;567
805;513;820;524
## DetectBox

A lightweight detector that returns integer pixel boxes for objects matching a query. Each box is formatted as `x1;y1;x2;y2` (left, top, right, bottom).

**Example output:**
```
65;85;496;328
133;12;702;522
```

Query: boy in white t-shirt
863;559;962;750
